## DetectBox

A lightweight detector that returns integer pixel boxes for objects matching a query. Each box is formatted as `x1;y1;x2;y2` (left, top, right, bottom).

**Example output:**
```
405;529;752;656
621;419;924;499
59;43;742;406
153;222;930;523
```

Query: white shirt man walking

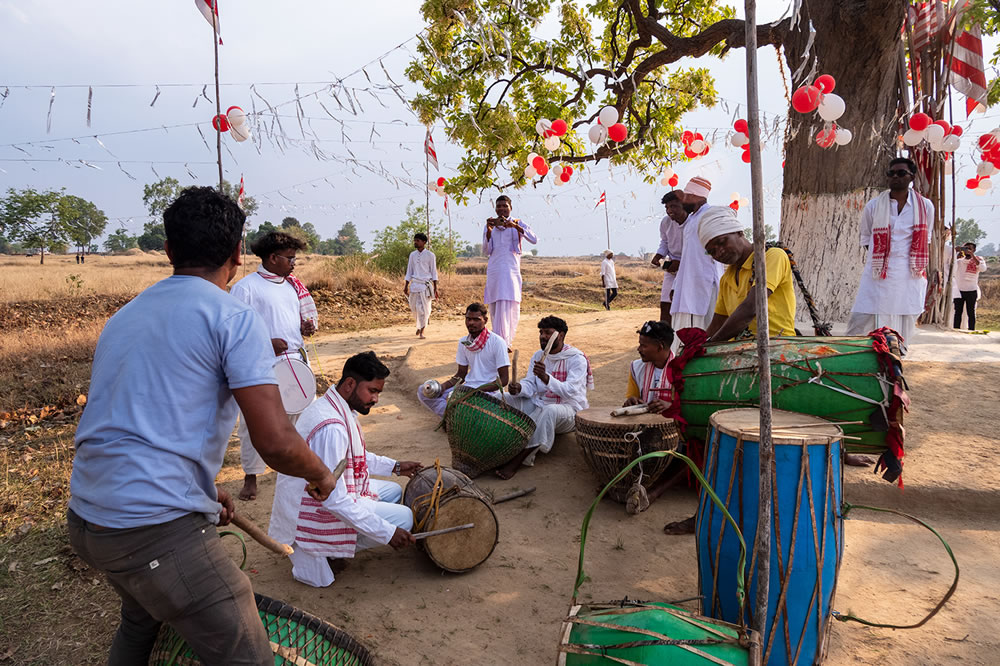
600;250;618;310
846;157;933;349
404;232;439;339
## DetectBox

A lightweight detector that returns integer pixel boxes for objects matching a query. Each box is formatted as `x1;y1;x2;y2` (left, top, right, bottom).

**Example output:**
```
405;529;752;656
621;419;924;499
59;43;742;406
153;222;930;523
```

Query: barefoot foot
663;515;696;535
239;475;258;501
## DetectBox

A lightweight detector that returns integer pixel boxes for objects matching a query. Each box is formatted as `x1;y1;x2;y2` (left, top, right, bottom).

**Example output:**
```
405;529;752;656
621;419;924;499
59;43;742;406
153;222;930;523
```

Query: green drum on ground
444;385;536;478
148;594;375;665
679;336;899;454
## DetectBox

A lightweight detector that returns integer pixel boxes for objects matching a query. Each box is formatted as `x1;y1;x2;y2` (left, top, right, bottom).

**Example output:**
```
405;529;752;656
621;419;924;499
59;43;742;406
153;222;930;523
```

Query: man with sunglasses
845;157;933;351
230;231;319;500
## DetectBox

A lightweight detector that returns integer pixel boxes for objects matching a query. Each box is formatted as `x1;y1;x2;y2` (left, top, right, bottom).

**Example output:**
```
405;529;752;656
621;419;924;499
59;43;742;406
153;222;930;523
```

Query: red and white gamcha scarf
256;265;319;326
461;327;492;353
542;345;594;403
870;190;931;280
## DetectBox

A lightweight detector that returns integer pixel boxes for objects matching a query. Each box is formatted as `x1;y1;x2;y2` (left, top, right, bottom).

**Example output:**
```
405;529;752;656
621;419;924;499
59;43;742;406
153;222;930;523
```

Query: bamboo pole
425;134;431;237
603;197;611;249
211;0;223;191
743;0;774;642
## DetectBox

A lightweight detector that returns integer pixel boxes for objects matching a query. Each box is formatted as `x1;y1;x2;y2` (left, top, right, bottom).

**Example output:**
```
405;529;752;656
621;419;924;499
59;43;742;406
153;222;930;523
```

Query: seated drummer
697;205;797;342
496;316;593;479
417;302;510;416
269;352;423;587
624;320;675;415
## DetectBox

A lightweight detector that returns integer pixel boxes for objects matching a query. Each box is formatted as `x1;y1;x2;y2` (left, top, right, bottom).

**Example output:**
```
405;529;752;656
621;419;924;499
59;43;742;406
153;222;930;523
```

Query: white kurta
670;205;723;319
954;255;986;293
600;258;618;289
417;332;510;416
406;249;438;329
658;215;685;301
483;220;537;303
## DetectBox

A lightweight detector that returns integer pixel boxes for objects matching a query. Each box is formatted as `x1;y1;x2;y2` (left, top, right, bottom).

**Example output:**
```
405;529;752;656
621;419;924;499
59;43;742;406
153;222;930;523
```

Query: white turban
697;205;744;249
683;176;712;199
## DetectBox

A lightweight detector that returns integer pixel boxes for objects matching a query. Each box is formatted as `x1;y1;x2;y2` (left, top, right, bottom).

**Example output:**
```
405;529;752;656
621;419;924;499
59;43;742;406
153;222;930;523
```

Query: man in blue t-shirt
68;186;338;665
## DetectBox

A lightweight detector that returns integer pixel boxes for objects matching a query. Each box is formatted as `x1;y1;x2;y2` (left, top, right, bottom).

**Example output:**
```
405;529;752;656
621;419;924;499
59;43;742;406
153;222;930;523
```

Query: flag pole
425;136;431;238
211;0;223;192
604;197;611;249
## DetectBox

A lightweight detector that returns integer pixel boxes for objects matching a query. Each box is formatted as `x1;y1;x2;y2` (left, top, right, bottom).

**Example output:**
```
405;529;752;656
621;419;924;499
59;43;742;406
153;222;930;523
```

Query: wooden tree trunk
780;0;908;324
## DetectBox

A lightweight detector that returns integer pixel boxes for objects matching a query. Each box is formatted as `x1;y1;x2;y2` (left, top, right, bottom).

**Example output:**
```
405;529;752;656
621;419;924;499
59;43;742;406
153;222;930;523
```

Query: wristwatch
393;461;401;475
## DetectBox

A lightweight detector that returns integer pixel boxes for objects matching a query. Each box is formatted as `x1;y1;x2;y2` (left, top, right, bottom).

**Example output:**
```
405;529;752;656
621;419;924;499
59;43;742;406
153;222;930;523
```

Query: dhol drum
443;386;535;478
402;465;499;573
678;336;903;455
274;354;316;414
696;409;843;666
149;593;375;665
574;407;679;503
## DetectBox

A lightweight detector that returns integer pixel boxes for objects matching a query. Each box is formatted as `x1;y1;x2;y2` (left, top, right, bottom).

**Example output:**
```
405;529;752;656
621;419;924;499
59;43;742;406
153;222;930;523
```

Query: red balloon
607;123;628;142
532;155;546;170
791;86;821;113
978;134;997;150
694;132;704;141
436;177;446;187
909;113;932;131
699;143;710;156
681;130;694;144
934;120;951;135
729;201;740;210
814;74;836;94
741;151;752;163
967;177;981;189
668;174;679;187
951;125;964;137
816;127;836;148
550;119;568;136
212;114;230;132
684;147;697;158
559;172;570;183
536;163;549;176
734;119;749;134
563;166;574;176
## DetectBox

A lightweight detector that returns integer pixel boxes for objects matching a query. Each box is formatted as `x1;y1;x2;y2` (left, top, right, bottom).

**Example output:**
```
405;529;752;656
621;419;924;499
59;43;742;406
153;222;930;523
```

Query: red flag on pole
424;130;439;170
237;175;245;210
595;191;606;208
948;23;988;115
195;0;223;45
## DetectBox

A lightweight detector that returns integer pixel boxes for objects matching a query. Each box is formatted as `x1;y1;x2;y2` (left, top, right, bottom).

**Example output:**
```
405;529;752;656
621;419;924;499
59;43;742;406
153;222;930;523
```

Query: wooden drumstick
414;523;475;540
231;514;294;557
540;333;558;363
493;487;536;504
511;350;519;385
611;404;651;417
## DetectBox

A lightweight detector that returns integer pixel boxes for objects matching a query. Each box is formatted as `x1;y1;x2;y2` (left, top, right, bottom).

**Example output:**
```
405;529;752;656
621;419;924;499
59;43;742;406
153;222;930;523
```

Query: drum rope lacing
409;459;459;533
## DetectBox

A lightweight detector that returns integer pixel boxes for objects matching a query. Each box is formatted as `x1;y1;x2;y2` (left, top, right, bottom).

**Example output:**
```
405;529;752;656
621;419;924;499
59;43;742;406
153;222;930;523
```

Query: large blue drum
696;408;844;666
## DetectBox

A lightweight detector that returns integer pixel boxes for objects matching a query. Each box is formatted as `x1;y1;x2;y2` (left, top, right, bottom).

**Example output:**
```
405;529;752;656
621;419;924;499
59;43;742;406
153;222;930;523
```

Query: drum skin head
710;408;842;445
423;496;499;573
274;357;316;414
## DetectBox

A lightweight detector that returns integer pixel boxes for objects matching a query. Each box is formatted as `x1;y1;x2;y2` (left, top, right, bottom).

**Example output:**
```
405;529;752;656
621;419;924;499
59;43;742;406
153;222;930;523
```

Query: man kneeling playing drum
496;316;593;479
269;352;423;587
417;302;510;416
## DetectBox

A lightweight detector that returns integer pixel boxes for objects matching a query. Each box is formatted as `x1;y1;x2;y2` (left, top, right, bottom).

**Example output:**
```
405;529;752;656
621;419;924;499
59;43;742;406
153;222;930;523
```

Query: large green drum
678;336;900;455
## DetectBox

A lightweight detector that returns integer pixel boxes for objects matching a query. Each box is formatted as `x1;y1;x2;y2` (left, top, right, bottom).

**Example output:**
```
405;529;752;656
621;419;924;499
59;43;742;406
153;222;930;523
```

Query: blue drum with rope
696;408;844;666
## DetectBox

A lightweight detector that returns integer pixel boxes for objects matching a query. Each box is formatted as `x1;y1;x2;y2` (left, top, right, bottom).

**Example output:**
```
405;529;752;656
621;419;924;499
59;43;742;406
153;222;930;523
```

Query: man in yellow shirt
695;206;796;342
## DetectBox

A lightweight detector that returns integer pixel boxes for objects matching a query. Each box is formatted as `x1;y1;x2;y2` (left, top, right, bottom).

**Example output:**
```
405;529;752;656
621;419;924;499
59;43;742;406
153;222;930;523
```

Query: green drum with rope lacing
678;336;898;455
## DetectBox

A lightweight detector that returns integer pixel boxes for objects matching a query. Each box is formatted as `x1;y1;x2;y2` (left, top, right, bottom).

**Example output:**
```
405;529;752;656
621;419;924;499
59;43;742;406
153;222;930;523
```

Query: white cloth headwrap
683;176;712;199
697;205;744;248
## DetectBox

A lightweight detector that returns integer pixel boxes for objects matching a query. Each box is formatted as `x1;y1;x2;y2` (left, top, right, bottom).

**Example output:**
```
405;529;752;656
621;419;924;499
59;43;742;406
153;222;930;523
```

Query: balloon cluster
902;114;962;152
791;75;853;149
659;165;680;188
588;107;628;145
213;106;251;142
536;117;568;151
428;176;447;197
967;131;1000;194
551;163;574;186
728;191;750;211
730;119;751;162
681;130;711;159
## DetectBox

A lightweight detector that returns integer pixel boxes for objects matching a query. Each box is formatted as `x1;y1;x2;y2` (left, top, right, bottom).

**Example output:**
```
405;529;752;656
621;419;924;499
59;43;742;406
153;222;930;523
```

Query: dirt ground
219;308;1000;665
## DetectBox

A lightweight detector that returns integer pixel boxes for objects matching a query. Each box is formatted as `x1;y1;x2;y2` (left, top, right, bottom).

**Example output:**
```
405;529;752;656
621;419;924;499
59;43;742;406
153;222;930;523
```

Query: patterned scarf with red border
870;190;931;280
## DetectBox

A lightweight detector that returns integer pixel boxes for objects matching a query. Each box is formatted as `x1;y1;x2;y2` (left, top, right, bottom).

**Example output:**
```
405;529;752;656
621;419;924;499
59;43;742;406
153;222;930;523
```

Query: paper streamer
150;85;161;107
87;86;93;128
46;86;55;133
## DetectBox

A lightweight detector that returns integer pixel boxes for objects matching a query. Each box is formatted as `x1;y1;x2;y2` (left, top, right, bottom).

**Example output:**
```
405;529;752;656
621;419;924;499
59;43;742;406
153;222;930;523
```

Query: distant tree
530;248;538;256
59;195;108;255
457;243;482;258
315;238;338;255
743;224;777;243
136;221;167;251
0;234;9;254
371;202;461;274
245;221;278;249
104;228;138;253
330;222;364;255
280;217;301;228
0;187;67;264
142;177;257;219
300;222;321;251
979;242;997;257
954;218;988;247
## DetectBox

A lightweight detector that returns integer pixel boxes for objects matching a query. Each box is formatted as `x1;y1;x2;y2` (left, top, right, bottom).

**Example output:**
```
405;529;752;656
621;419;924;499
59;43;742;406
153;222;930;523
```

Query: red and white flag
444;194;449;213
424;129;439;170
237;175;245;210
949;23;988;115
595;192;606;208
195;0;223;44
909;1;944;53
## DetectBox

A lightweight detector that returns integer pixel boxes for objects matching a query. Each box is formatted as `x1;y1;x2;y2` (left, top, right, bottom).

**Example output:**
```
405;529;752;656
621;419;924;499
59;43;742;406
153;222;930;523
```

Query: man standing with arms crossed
404;232;439;339
484;195;537;351
68;187;337;665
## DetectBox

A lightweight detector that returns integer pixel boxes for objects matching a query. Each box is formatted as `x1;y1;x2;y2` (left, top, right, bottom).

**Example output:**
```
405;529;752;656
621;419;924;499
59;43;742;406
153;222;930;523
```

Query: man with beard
651;191;688;324
496;316;593;479
269;352;423;588
484;195;537;350
417;302;510;416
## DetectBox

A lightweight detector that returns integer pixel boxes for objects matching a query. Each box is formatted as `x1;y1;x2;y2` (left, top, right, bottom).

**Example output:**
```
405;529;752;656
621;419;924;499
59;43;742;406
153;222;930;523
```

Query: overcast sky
2;1;999;255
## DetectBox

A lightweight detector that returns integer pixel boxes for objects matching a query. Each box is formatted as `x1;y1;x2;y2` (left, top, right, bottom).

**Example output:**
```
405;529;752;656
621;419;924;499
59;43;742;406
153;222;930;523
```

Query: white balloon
980;178;993;190
660;176;672;186
817;93;846;121
544;135;561;151
739;197;750;207
436;185;446;196
227;107;247;127
588;124;607;144
551;164;564;177
524;165;537;178
730;133;749;147
535;118;552;137
553;176;565;187
690;139;706;152
902;128;925;146
527;152;539;163
924;124;945;144
928;140;945;152
730;191;741;201
974;186;988;196
663;166;675;179
942;135;961;152
598;106;619;126
976;161;993;177
834;128;853;145
230;124;251;142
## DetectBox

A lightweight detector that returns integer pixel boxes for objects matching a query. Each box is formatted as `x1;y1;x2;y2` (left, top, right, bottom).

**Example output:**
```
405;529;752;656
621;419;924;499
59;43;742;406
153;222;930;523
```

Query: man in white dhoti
845;157;933;351
269;352;422;588
601;250;619;310
484;195;537;350
404;232;439;339
496;316;593;479
670;177;724;340
230;231;319;501
651;191;687;324
417;303;510;416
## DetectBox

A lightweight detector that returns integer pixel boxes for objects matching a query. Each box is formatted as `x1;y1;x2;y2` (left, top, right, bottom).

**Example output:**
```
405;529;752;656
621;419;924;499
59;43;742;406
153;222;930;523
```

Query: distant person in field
953;242;986;330
652;191;687;324
229;231;319;501
417;303;510;417
484;195;537;351
846;157;933;351
404;232;439;339
68;186;336;664
671;177;723;337
601;249;618;310
497;316;593;479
